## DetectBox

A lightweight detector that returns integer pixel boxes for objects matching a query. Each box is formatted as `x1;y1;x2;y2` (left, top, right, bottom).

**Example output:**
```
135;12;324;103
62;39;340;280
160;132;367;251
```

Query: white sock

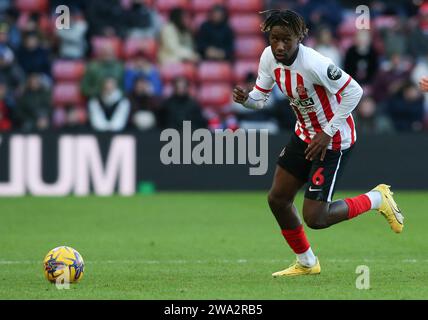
297;247;317;267
365;191;382;209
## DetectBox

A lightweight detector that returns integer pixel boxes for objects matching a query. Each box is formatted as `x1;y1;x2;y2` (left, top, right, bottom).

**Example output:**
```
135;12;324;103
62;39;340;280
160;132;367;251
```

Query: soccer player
233;9;404;277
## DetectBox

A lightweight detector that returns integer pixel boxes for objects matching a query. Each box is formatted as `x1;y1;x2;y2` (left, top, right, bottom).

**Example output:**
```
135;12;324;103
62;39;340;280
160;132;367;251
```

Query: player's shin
281;225;317;267
344;190;381;219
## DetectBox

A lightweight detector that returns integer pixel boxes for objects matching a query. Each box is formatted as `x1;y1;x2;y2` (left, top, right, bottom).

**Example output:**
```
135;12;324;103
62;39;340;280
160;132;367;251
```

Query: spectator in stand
3;7;21;50
276;0;343;34
124;51;162;96
0;79;12;131
15;73;51;131
371;53;412;107
0;23;24;94
344;30;379;85
0;23;13;56
158;7;199;65
411;53;428;113
55;8;88;59
85;0;127;37
380;18;407;59
52;104;87;131
0;0;10;15
354;96;379;134
196;5;235;62
124;0;161;39
88;77;131;132
408;2;428;59
81;43;124;98
387;81;424;132
314;26;341;67
128;76;160;130
16;32;51;77
19;13;48;41
159;77;206;130
355;95;395;133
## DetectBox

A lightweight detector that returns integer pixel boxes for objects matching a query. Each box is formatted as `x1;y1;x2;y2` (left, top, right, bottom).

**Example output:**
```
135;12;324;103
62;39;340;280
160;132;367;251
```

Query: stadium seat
52;83;85;108
160;62;197;83
123;37;158;61
91;37;123;58
198;84;232;108
235;37;266;60
226;0;263;13
191;0;224;13
155;0;190;12
229;14;262;36
197;62;233;83
373;16;398;29
53;105;87;127
233;60;259;83
52;60;86;82
17;13;52;34
15;0;48;13
192;12;208;31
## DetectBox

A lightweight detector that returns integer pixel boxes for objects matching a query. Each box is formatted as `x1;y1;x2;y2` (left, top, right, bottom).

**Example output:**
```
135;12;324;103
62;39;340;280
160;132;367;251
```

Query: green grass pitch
0;191;427;300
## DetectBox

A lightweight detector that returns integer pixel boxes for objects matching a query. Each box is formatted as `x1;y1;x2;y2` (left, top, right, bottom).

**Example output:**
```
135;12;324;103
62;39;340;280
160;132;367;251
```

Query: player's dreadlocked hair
260;9;308;40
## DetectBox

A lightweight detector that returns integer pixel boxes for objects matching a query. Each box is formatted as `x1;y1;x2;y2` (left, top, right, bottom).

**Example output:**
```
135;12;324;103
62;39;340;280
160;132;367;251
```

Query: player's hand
233;86;249;104
305;131;332;161
419;76;428;92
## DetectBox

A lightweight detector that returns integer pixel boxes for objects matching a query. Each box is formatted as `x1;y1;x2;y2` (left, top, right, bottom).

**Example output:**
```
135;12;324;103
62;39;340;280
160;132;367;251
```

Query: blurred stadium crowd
0;0;427;133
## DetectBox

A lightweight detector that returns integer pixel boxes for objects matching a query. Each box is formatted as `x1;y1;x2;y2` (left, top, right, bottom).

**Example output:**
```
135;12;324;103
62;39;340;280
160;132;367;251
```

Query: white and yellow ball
43;246;84;284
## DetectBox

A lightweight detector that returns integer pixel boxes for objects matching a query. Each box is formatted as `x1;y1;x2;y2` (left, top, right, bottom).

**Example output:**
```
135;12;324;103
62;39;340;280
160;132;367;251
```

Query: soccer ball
43;246;84;284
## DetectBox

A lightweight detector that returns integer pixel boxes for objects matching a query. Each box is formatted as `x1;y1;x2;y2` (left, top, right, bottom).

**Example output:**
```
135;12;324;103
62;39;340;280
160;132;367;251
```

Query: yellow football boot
272;258;321;277
372;184;404;233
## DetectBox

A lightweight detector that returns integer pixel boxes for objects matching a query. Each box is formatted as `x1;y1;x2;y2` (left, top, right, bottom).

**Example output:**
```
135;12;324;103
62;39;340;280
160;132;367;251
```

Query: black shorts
277;133;354;202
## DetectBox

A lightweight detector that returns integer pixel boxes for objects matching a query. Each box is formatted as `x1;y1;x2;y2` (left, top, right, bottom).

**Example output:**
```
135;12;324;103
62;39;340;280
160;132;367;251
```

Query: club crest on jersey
296;84;307;96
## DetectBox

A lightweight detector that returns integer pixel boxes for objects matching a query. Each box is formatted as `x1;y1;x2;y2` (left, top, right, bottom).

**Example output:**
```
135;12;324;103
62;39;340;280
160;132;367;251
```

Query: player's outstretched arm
233;86;269;110
419;76;428;92
233;86;249;104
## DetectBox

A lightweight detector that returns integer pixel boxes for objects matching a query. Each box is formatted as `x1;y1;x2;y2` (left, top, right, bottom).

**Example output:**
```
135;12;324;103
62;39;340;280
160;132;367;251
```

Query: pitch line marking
1;259;427;265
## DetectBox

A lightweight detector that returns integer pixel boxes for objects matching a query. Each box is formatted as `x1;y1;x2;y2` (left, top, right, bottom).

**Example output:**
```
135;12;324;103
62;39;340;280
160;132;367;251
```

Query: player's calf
302;203;328;229
302;203;345;230
267;192;301;230
302;198;348;229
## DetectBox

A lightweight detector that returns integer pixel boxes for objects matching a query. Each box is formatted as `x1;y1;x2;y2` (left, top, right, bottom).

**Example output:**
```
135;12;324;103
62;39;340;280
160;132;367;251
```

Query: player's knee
304;216;325;229
303;208;328;229
267;192;293;212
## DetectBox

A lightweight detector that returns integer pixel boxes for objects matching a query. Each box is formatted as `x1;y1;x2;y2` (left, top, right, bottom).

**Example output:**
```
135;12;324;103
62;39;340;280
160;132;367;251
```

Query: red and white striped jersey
254;44;361;151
